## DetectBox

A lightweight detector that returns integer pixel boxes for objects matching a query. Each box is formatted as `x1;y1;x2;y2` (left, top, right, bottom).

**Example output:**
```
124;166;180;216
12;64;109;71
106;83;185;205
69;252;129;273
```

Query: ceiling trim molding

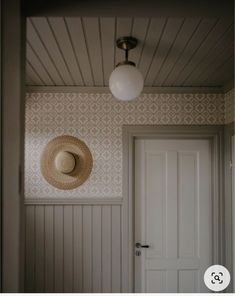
26;86;224;94
23;0;234;17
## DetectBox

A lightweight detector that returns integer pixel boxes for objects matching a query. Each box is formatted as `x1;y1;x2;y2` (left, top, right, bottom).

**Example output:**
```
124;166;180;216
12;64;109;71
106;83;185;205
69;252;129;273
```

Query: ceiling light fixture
109;36;144;101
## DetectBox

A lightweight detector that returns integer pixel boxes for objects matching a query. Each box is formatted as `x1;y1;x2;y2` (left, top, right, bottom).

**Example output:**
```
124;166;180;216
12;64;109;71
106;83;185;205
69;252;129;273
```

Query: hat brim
41;135;93;190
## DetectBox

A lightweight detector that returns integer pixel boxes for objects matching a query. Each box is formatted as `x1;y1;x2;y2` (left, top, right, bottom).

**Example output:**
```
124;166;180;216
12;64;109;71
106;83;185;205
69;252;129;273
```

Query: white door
135;139;212;293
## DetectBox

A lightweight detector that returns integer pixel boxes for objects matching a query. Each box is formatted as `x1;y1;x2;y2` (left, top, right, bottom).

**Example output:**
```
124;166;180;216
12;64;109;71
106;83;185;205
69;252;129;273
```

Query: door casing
122;125;225;292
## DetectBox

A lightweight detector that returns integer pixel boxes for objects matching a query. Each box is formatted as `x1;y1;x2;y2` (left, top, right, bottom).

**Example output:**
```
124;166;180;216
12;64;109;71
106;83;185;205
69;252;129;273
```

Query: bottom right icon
204;265;231;292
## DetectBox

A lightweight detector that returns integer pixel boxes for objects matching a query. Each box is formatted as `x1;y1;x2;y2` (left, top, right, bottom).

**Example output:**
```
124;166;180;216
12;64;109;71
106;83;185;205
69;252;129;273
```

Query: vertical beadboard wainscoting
25;200;123;293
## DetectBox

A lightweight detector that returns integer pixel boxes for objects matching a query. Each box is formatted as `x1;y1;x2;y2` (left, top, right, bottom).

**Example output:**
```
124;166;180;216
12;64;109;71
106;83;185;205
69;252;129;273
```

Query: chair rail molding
24;197;123;205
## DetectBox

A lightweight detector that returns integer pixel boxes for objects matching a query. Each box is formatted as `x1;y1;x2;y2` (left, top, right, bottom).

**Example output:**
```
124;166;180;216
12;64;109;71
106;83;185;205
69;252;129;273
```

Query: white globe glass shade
109;64;144;101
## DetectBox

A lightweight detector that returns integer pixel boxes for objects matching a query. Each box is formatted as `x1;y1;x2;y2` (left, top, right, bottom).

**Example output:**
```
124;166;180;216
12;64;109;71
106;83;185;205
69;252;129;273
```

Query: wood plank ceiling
26;17;234;88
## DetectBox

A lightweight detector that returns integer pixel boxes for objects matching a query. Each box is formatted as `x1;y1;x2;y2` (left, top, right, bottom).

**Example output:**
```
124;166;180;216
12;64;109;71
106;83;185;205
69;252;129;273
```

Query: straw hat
40;135;93;190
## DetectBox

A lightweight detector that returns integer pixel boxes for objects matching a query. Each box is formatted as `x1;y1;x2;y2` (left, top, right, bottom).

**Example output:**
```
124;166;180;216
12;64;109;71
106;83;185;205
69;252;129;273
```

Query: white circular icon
204;265;230;291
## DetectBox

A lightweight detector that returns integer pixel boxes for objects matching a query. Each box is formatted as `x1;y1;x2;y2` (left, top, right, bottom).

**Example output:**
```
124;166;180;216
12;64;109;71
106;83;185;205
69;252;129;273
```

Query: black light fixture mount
116;36;138;67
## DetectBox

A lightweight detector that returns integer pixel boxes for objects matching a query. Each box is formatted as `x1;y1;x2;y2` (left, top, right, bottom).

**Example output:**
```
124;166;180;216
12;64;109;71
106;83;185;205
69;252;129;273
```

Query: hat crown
55;151;76;174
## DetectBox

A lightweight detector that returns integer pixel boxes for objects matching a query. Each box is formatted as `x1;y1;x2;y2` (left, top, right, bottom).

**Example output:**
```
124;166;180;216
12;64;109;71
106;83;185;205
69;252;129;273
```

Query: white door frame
122;125;224;292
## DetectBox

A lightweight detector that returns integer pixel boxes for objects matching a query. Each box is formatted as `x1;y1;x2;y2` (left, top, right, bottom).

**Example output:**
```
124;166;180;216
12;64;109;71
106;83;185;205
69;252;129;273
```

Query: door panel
135;139;212;293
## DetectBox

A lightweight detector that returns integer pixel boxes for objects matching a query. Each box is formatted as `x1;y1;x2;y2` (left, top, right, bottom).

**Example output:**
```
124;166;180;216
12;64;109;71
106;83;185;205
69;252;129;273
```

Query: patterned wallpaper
25;92;225;199
225;88;235;123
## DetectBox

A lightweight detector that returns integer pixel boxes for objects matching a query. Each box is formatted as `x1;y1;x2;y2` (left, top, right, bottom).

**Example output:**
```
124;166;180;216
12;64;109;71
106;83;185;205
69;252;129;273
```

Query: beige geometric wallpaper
25;91;225;199
225;88;235;124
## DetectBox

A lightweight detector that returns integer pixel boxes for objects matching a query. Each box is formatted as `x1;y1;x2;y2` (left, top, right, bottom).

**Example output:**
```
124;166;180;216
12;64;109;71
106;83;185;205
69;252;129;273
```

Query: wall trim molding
122;125;225;292
224;122;234;292
24;197;123;205
26;86;224;94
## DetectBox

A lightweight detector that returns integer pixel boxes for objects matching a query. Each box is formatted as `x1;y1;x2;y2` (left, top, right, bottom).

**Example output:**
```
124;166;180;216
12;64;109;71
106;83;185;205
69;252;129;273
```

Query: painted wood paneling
25;204;122;292
25;206;35;292
54;206;63;292
29;18;74;85
100;17;115;85
138;18;167;80
26;62;44;85
92;206;102;292
82;18;104;86
44;206;54;292
208;55;234;86
26;17;234;88
27;43;54;85
102;206;112;292
130;18;149;67
27;18;64;85
198;45;234;85
83;206;92;292
63;206;73;292
154;18;201;86
73;206;83;291
115;17;133;66
163;18;218;86
111;206;121;292
145;18;184;86
65;18;93;86
26;74;36;86
48;18;83;86
35;206;45;292
187;26;234;86
174;19;233;85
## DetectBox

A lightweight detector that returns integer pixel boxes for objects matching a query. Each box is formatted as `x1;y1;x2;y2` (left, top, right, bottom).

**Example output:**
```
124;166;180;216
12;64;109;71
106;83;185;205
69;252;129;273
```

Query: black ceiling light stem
125;48;129;62
116;36;138;67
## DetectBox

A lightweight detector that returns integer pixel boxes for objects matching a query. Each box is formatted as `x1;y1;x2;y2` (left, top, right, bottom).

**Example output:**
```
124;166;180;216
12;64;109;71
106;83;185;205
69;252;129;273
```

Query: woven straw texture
40;135;93;190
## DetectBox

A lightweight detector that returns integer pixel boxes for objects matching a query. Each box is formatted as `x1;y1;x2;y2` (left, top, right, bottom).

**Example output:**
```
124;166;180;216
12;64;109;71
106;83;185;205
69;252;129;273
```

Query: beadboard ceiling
26;17;234;89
